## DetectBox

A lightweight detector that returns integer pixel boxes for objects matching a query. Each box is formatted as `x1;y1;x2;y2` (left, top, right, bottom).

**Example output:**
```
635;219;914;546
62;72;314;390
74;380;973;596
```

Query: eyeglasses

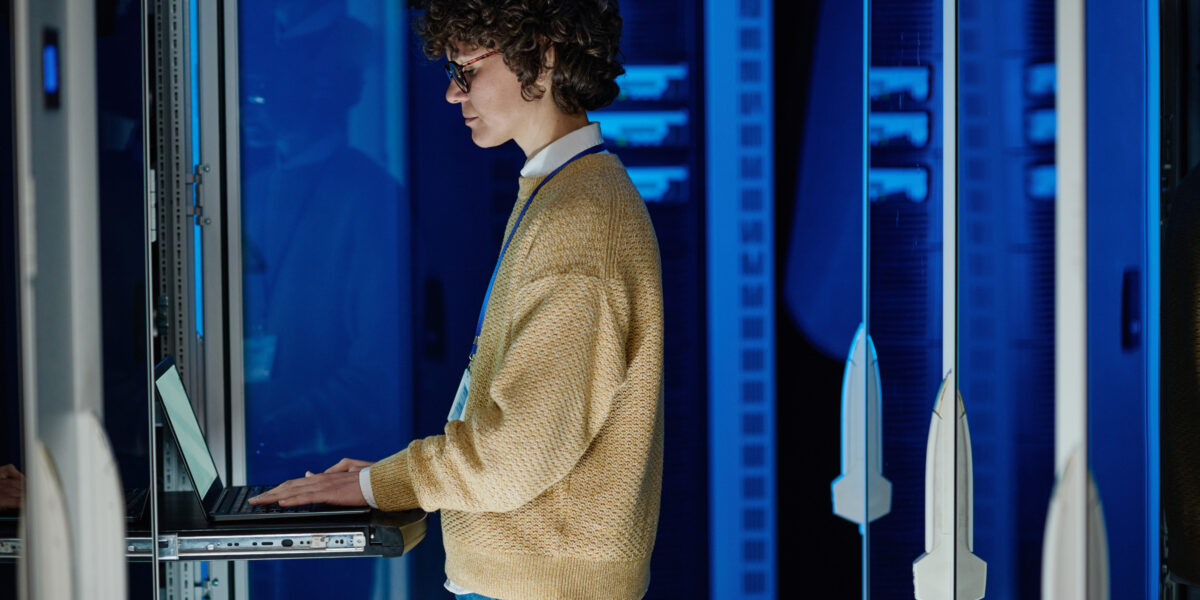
445;49;501;93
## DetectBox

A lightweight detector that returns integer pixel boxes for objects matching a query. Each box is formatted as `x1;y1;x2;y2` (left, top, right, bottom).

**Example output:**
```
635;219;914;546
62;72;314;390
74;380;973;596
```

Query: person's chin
470;129;507;149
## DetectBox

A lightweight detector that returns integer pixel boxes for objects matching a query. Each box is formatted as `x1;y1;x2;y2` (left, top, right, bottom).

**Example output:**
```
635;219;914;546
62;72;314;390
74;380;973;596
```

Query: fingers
0;464;25;510
248;472;365;507
324;458;374;474
0;479;22;510
248;478;307;505
248;474;333;506
247;482;285;506
324;458;353;473
275;491;322;507
0;464;23;480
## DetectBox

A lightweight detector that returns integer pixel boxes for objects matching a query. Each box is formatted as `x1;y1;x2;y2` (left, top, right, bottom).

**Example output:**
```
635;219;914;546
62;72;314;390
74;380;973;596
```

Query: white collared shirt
520;121;606;178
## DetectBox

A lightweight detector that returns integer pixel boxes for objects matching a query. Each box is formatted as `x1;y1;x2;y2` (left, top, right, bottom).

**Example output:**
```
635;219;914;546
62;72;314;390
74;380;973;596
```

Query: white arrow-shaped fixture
912;376;987;600
831;323;892;529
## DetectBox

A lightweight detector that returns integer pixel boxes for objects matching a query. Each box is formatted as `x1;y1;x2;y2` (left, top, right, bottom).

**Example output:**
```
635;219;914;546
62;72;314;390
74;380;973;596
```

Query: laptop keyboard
218;485;321;515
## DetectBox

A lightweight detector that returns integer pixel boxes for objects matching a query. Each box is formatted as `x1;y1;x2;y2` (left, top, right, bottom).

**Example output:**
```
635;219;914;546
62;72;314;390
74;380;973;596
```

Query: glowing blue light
868;168;927;203
42;44;59;95
869;112;930;147
1026;108;1056;145
592;110;688;147
869;66;930;102
616;64;688;101
1025;63;1056;97
626;166;689;203
1027;165;1056;200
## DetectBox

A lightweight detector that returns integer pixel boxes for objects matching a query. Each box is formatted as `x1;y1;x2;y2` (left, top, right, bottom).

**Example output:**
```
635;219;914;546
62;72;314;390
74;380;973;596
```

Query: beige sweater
370;153;665;600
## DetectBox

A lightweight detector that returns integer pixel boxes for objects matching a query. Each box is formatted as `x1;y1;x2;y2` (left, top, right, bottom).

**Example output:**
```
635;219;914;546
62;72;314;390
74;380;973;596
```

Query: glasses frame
445;49;501;93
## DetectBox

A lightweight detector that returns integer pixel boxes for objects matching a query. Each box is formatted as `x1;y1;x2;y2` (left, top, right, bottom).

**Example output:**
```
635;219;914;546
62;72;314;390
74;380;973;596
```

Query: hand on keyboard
248;471;367;508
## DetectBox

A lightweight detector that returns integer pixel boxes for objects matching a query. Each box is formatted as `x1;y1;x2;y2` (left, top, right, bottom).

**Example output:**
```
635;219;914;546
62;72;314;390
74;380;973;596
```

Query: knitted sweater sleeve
368;272;626;513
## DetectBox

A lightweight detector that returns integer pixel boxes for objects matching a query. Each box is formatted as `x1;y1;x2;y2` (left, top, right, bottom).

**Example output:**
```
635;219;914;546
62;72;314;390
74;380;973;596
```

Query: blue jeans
456;595;499;600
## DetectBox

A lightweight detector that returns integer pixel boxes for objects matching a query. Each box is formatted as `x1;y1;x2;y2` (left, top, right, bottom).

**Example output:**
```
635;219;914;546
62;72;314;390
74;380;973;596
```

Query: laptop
154;355;370;522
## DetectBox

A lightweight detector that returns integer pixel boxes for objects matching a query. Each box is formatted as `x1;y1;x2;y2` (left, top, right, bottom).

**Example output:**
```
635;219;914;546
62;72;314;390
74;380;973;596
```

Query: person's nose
446;80;467;104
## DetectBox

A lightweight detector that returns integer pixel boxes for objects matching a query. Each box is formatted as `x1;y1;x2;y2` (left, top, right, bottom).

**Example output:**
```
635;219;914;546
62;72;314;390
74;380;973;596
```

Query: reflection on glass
866;0;944;596
96;0;154;594
239;1;406;597
953;1;1057;598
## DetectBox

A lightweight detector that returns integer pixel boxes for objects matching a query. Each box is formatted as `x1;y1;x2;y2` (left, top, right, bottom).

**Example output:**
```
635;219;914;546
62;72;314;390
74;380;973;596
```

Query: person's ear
537;38;555;86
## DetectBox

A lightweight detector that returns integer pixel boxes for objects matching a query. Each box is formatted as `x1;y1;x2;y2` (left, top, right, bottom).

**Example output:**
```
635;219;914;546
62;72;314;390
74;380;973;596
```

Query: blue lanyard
470;143;605;357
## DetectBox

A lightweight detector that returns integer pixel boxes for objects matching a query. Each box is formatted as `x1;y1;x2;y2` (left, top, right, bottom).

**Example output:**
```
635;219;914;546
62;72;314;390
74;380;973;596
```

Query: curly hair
415;0;624;115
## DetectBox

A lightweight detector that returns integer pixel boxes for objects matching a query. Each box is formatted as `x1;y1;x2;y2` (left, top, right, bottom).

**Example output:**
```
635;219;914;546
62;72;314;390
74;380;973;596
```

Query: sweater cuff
367;448;420;512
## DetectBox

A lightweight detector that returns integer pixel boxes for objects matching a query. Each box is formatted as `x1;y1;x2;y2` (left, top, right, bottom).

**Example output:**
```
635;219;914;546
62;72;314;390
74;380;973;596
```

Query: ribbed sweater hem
444;533;651;600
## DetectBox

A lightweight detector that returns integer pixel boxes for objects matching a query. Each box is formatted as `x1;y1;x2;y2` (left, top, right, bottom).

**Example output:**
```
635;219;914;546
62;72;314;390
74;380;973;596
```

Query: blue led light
1026;108;1057;145
1025;63;1056;97
869;66;930;102
869;112;930;147
43;43;59;95
1027;164;1056;200
593;110;689;147
615;64;688;101
626;166;689;203
1147;1;1161;596
190;0;203;336
868;167;927;203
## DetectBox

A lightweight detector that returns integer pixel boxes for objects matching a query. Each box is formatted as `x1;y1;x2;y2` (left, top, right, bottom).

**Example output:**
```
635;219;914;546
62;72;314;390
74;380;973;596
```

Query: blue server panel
705;0;775;597
1085;0;1152;596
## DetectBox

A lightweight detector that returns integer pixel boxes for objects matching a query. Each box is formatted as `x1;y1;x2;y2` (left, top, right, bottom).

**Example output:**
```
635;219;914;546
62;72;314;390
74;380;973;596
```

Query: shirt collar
520;122;604;178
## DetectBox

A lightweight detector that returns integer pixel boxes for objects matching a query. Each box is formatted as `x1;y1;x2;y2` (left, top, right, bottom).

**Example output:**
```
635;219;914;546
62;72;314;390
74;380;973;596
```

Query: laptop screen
154;362;220;495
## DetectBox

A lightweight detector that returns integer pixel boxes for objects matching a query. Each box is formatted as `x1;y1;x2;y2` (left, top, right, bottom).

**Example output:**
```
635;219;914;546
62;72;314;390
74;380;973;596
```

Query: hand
0;464;24;510
323;457;375;474
248;470;367;508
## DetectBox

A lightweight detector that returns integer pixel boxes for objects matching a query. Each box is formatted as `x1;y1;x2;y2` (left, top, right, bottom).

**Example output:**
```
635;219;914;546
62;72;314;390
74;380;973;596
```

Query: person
250;1;664;599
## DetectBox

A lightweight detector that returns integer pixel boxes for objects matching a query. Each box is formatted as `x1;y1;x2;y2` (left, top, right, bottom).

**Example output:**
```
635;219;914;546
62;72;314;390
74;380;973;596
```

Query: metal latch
0;539;22;556
158;533;179;560
186;163;210;186
187;164;212;225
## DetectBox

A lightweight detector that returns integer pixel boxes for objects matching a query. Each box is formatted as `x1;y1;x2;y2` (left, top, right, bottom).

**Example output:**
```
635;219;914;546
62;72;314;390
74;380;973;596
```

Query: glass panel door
865;0;946;597
954;1;1057;597
235;1;411;597
96;0;155;595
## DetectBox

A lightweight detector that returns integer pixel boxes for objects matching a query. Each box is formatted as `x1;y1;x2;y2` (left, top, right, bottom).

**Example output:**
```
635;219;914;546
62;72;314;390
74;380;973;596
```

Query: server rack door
954;1;1058;598
867;1;947;597
232;2;413;598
